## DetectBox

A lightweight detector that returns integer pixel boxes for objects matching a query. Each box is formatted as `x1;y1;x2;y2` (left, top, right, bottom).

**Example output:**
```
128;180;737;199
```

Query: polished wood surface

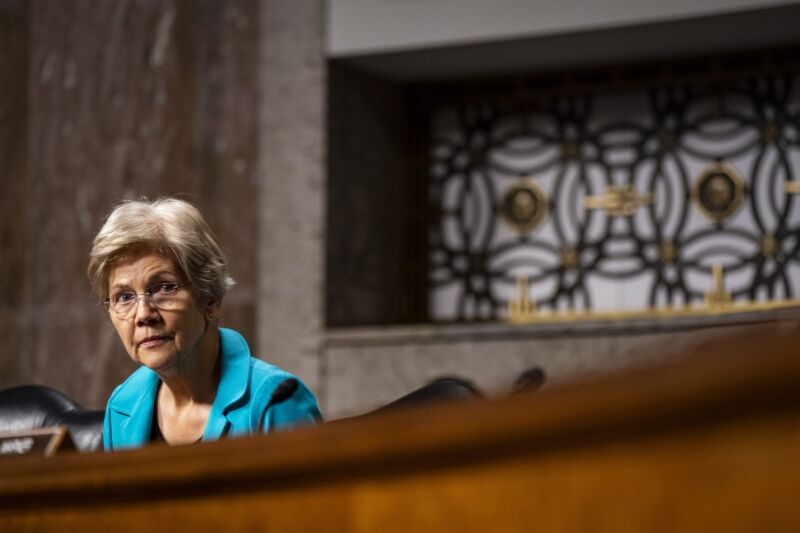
1;319;799;532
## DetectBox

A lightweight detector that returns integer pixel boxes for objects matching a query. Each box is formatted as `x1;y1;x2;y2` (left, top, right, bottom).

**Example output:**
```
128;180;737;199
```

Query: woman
89;197;322;450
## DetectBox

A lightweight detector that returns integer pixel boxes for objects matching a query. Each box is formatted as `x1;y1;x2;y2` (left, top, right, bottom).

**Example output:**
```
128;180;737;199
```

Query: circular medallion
501;180;549;233
692;163;744;223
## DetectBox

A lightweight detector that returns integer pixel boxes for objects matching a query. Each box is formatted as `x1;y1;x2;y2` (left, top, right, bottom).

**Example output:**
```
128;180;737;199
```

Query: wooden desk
1;321;799;532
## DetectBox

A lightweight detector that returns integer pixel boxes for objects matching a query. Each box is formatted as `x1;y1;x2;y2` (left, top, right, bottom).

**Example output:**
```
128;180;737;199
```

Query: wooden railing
1;318;799;532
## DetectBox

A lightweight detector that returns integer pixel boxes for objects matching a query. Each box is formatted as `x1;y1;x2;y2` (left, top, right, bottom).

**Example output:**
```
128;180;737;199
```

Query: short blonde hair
88;197;235;303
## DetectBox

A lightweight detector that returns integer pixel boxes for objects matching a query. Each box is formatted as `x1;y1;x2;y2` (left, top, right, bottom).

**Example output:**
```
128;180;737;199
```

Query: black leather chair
368;376;484;414
0;385;104;453
513;367;546;394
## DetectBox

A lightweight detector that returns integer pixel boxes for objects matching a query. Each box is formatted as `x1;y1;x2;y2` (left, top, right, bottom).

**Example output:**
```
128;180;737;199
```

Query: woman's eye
155;283;179;294
113;292;136;304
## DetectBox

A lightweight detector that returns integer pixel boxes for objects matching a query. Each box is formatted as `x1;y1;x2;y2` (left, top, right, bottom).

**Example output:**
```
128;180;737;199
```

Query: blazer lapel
108;368;160;449
203;328;250;440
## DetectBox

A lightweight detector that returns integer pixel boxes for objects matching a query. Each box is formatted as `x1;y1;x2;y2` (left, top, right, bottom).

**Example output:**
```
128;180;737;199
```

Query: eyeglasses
105;282;192;318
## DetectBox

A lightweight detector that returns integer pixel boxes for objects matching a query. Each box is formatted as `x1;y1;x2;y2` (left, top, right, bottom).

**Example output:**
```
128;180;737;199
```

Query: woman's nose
134;295;160;325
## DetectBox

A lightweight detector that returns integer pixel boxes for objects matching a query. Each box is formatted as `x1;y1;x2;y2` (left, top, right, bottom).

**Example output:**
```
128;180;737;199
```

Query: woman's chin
135;346;177;371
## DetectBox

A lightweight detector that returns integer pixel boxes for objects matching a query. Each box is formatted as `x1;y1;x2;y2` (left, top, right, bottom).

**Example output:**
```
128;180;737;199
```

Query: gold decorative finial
786;181;800;194
704;263;732;308
583;185;654;217
507;276;538;323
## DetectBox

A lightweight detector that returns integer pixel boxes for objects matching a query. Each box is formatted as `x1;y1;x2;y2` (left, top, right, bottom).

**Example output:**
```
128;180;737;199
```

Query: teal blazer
103;327;322;450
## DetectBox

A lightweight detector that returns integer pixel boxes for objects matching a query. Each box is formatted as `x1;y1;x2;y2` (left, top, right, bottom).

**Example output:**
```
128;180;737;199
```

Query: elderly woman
89;198;321;450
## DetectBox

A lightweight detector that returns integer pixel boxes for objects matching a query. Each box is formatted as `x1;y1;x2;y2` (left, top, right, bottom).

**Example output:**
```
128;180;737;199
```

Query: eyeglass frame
104;281;193;319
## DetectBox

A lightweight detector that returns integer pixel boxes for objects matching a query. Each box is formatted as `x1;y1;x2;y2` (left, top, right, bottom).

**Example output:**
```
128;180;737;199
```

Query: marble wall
0;0;261;408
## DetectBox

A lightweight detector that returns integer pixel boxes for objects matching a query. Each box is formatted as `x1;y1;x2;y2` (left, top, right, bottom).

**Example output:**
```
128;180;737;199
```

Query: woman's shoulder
248;357;301;393
219;327;300;388
217;327;320;422
247;358;322;426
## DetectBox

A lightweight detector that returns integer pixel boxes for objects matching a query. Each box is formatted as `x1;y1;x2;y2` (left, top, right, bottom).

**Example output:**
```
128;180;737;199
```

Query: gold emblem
692;163;744;223
583;185;654;217
501;180;549;233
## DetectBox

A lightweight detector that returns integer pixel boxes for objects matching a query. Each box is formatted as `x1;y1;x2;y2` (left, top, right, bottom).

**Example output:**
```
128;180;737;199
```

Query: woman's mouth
139;335;173;348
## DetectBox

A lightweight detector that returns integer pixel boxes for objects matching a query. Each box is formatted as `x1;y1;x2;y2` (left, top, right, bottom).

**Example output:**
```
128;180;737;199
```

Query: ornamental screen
428;74;800;321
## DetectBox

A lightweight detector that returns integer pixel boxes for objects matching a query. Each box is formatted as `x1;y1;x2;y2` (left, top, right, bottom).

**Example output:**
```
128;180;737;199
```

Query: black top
150;410;202;444
150;412;165;443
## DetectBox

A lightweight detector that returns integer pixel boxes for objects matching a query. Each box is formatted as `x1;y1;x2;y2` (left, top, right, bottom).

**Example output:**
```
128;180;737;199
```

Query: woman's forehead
108;252;179;286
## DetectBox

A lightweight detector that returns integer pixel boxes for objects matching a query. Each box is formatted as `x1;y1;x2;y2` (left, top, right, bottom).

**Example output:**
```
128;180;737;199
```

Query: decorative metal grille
428;74;800;321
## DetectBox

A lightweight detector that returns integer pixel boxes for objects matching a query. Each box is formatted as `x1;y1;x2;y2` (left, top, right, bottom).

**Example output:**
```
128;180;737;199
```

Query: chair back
0;385;104;453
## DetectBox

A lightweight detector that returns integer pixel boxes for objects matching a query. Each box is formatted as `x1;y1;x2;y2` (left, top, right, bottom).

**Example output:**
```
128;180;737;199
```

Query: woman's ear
205;299;222;321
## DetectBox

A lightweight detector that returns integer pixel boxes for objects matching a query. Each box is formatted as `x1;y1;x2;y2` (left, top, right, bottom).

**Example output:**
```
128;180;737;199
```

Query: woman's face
107;251;216;372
